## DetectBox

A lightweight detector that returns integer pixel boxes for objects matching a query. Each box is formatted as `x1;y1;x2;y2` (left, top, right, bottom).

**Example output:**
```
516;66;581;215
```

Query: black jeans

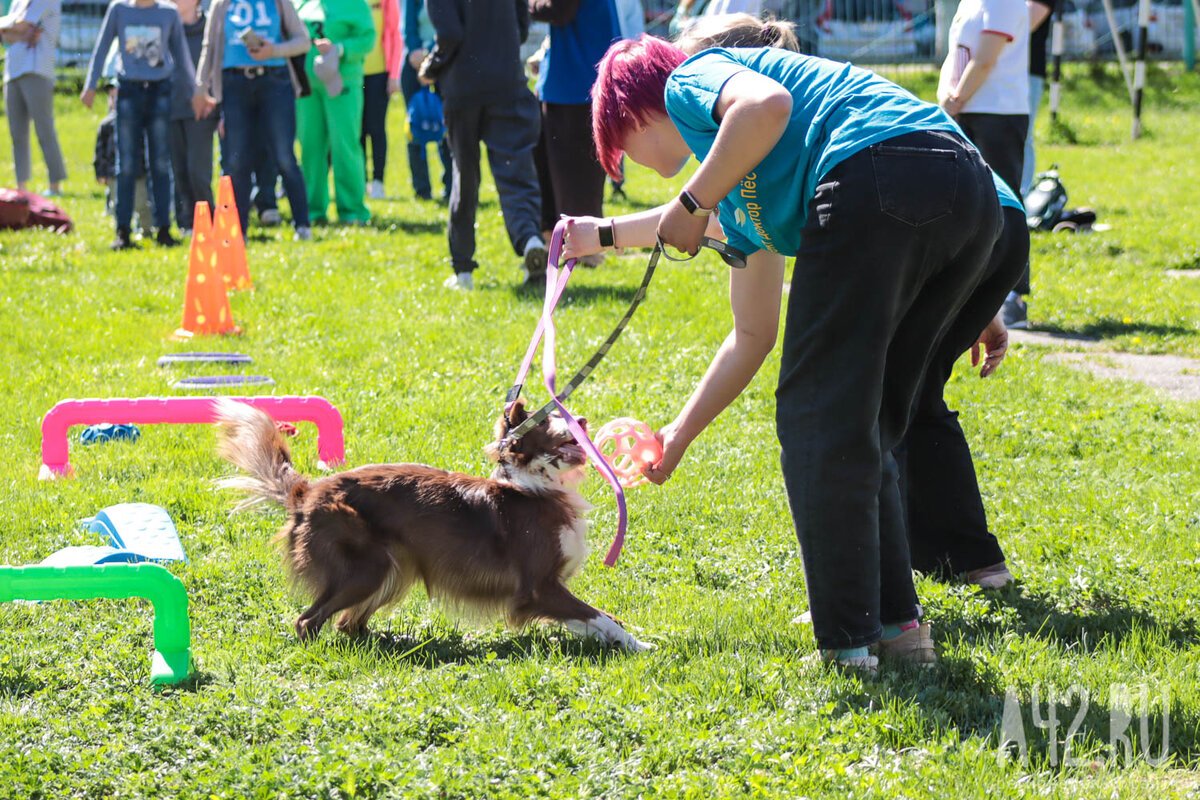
168;116;217;229
958;113;1029;294
443;92;542;273
778;130;1002;650
361;71;389;183
898;205;1030;579
533;101;606;233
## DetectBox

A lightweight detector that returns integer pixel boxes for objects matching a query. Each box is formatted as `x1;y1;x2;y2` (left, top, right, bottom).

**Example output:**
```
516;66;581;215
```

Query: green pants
297;80;370;223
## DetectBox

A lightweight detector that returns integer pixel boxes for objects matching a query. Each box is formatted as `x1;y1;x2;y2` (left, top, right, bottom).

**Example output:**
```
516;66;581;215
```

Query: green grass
1;63;1200;798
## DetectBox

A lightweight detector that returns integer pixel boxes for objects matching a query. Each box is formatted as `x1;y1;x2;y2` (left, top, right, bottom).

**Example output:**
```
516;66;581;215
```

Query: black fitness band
598;220;615;248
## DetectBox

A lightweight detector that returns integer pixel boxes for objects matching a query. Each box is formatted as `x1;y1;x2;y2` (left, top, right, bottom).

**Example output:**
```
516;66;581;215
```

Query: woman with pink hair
565;36;1007;673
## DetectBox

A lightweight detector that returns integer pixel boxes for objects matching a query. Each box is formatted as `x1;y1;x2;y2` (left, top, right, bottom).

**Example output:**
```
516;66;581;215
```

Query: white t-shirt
705;0;762;17
943;0;1029;115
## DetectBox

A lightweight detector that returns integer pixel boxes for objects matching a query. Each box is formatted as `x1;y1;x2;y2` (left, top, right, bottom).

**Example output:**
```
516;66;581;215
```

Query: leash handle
539;222;628;566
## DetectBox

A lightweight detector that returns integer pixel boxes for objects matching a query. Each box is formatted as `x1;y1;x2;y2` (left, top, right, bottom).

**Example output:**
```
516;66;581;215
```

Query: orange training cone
173;200;240;339
213;175;253;290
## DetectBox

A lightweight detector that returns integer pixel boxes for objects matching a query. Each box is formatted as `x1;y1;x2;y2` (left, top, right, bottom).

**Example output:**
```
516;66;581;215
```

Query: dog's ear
506;398;528;429
483;440;502;462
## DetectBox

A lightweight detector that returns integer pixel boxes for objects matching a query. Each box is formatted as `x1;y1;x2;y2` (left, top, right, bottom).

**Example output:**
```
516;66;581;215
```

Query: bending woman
564;36;1005;672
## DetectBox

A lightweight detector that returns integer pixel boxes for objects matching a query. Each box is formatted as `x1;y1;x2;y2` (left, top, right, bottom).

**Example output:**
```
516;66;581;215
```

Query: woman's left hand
970;313;1008;377
315;38;333;55
657;196;709;256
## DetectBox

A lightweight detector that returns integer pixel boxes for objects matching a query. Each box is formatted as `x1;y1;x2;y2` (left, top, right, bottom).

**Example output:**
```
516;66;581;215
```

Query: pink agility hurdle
39;396;345;480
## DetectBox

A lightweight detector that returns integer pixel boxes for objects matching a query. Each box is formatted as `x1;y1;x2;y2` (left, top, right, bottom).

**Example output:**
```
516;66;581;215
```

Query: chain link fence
48;0;1200;73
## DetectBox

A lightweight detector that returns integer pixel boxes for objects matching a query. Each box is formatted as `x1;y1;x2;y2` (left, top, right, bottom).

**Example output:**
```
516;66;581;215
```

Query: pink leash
507;221;629;566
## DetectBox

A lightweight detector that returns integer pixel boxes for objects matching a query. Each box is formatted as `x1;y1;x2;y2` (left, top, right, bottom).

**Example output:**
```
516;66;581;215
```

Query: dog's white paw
621;635;655;653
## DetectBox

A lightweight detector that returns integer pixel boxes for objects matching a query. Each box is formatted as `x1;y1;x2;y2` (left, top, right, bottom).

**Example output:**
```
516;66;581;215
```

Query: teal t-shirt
223;0;285;68
665;47;962;257
992;170;1022;211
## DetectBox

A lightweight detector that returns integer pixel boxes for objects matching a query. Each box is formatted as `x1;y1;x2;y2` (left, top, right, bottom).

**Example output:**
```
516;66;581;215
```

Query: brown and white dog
213;398;648;651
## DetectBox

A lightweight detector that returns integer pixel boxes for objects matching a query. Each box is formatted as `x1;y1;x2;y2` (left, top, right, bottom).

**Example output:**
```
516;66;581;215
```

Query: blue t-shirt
222;0;285;68
665;47;961;257
535;0;620;105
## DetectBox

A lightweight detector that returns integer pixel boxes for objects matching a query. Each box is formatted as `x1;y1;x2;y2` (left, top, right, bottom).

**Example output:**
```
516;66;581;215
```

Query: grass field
1;62;1200;798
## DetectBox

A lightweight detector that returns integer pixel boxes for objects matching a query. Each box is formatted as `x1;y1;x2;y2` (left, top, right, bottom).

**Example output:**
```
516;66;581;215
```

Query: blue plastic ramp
79;503;188;564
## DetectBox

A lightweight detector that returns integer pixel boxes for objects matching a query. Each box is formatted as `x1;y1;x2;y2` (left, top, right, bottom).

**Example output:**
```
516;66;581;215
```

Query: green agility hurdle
0;563;193;686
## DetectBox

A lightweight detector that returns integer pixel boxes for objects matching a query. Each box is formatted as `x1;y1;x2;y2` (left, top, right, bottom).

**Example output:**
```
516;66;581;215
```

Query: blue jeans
115;78;173;230
221;67;309;230
778;130;1001;650
1021;75;1046;196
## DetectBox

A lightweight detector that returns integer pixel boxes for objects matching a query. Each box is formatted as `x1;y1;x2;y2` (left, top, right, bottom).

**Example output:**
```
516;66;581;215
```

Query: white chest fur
557;488;592;580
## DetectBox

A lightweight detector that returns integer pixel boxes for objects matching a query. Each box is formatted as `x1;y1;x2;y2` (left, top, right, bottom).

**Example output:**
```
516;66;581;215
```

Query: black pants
778;130;1002;650
167;115;217;229
533;102;606;234
361;71;389;183
898;204;1030;579
443;92;542;273
958;113;1030;294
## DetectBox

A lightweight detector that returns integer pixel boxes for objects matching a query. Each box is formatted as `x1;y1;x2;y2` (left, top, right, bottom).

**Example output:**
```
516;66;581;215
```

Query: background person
194;0;314;238
421;0;546;290
1022;0;1055;195
293;0;376;225
401;0;451;201
529;0;621;267
360;0;402;200
938;0;1029;328
167;0;216;232
2;0;67;197
82;0;195;249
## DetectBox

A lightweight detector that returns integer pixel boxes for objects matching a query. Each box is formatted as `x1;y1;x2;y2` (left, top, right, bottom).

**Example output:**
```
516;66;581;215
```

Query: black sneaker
156;227;181;247
110;227;134;251
1000;292;1028;329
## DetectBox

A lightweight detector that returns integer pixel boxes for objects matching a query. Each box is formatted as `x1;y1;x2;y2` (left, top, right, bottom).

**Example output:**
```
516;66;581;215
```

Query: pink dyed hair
591;36;688;181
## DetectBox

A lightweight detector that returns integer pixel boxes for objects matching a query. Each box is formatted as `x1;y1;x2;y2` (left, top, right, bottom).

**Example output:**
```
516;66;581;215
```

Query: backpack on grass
1023;169;1069;232
0;188;73;234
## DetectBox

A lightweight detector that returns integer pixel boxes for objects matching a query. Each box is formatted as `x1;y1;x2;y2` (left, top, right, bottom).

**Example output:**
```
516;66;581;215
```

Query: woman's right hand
315;38;333;55
80;89;96;109
562;217;603;260
643;422;689;486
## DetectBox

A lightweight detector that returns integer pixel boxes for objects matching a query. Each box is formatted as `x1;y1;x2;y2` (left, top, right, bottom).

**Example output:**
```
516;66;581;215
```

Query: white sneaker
294;226;313;241
522;236;548;285
443;272;474;291
368;180;386;200
259;208;281;227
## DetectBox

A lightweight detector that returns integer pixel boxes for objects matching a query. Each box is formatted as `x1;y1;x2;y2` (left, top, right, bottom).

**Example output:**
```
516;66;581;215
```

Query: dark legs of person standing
897;204;1029;584
442;94;543;285
362;71;388;198
533;101;606;258
775;131;1001;660
958;113;1029;327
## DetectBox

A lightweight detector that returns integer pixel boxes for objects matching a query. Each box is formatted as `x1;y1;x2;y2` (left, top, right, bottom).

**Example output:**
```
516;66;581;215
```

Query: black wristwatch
598;220;615;248
678;189;714;217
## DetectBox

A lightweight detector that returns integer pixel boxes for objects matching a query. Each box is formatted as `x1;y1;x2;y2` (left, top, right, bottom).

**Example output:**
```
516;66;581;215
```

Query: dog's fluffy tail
214;398;309;513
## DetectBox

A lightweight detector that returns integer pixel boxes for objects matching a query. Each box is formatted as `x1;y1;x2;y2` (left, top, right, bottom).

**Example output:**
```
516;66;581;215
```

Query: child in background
92;82;155;233
81;0;195;250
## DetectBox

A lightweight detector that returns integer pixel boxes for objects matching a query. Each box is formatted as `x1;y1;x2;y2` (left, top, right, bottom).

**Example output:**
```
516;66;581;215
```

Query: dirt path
1009;329;1200;402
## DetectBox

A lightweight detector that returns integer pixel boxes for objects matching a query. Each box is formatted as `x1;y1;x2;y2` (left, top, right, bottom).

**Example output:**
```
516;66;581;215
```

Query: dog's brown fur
214;398;647;650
